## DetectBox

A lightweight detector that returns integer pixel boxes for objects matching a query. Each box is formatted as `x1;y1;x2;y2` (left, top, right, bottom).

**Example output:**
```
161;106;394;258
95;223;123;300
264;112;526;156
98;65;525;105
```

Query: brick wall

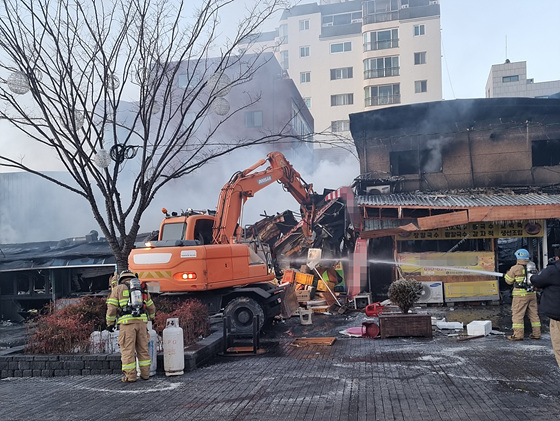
0;330;222;379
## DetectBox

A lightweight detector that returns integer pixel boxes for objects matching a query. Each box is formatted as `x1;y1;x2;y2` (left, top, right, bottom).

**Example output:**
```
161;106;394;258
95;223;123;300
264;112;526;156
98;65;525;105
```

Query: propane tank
100;329;111;353
89;331;103;354
163;318;184;376
109;329;120;354
147;321;158;376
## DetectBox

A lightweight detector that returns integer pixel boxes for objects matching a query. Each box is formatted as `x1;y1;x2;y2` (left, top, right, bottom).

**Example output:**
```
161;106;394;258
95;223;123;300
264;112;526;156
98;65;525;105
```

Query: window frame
502;75;520;83
414;24;425;36
364;83;400;106
414;52;427;65
415;80;428;93
363;28;399;51
364;56;399;79
390;148;443;176
331;120;350;132
300;71;311;83
330;41;352;53
532;139;560;167
300;46;310;57
244;110;263;128
330;93;354;106
330;67;354;80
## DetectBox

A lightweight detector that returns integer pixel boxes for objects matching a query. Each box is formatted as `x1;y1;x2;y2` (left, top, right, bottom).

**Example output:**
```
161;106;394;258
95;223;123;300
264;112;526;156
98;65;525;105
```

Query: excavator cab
158;215;215;245
160;221;187;241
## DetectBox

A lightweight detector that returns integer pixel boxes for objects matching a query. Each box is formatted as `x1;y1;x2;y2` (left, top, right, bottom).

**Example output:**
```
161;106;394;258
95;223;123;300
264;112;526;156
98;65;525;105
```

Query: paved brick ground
2;332;560;421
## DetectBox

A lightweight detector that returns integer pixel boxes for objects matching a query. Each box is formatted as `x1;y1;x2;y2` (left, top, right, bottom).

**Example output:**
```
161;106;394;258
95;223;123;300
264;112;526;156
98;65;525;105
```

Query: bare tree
0;0;296;269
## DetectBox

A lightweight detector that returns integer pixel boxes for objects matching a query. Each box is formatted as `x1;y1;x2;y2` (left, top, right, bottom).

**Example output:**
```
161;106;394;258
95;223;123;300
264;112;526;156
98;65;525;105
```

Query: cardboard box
467;320;492;336
296;290;312;301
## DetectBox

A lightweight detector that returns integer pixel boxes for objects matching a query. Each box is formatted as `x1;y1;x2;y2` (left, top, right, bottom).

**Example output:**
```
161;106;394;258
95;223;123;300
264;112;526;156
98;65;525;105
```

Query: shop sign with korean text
396;220;544;241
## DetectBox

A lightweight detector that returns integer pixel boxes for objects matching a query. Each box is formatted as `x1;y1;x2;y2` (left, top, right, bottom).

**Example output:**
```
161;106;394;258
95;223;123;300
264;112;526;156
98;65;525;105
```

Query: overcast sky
2;0;559;241
439;0;560;99
280;0;559;99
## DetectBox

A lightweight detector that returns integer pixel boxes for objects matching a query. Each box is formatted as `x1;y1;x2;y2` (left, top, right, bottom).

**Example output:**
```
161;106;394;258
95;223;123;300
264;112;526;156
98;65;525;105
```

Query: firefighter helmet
118;270;136;283
515;249;530;260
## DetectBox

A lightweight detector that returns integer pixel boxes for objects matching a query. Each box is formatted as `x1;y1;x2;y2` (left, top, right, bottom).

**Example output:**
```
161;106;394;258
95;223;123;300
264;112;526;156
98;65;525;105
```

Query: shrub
25;295;211;353
152;297;211;347
388;278;423;314
25;298;104;354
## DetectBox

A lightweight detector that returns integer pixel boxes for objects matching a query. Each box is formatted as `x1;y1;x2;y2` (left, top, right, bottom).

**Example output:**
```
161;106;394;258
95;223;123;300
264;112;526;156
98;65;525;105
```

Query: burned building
0;232;115;321
350;97;560;303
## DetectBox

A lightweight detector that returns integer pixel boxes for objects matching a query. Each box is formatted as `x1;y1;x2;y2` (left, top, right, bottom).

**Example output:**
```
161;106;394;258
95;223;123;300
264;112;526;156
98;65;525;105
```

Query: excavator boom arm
213;152;315;244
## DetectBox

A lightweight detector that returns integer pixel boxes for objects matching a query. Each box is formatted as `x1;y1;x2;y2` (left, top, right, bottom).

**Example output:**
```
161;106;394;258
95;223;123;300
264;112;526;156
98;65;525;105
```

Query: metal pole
543;219;549;267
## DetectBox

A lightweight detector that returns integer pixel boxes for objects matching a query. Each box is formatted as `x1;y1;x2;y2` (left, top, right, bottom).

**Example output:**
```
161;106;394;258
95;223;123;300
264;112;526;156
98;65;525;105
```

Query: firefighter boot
530;327;541;340
507;328;524;341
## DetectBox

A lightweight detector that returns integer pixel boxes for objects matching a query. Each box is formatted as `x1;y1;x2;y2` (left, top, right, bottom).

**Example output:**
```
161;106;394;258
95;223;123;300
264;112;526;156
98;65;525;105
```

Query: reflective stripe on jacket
512;288;536;296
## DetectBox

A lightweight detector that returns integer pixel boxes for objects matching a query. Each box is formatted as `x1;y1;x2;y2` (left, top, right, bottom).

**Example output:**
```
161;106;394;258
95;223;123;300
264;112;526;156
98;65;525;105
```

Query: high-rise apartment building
486;60;560;99
241;0;442;159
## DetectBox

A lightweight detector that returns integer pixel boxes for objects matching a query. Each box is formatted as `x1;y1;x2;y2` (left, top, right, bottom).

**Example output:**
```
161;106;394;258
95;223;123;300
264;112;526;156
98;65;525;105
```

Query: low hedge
25;296;211;354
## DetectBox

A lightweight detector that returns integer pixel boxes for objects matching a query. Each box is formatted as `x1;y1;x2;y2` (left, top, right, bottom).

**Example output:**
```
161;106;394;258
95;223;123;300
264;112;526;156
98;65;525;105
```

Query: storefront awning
357;192;560;238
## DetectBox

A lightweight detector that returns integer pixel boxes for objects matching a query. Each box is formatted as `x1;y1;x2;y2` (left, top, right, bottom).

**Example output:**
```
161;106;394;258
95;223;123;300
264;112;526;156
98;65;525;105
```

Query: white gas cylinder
147;321;158;376
109;330;120;354
163;318;184;376
89;331;103;353
100;330;111;353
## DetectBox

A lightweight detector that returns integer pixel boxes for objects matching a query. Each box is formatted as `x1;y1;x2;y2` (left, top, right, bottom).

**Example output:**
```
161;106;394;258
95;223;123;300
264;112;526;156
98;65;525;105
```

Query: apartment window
363;29;398;51
331;120;350;132
280;50;289;70
364;56;399;79
532;139;560;167
330;67;353;80
300;72;311;83
299;19;309;30
390;149;442;176
300;46;310;57
330;42;352;53
279;24;288;43
365;84;400;106
244;111;263;128
502;75;520;83
330;93;354;106
414;52;426;65
415;80;428;93
414;24;425;36
322;12;362;27
303;97;312;108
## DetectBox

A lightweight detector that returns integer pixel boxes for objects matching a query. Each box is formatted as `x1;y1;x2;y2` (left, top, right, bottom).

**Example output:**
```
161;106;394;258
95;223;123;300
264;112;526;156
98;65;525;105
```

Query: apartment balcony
364;67;400;79
363;39;399;52
365;95;401;107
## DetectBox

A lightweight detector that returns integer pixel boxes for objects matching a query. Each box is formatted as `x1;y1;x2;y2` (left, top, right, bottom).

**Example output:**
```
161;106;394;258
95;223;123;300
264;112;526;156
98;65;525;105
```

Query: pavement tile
2;307;560;420
2;332;560;421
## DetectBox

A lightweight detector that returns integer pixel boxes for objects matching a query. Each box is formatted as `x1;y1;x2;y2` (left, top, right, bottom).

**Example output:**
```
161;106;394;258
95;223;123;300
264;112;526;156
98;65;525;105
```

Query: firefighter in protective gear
530;256;560;366
106;270;156;382
504;249;541;341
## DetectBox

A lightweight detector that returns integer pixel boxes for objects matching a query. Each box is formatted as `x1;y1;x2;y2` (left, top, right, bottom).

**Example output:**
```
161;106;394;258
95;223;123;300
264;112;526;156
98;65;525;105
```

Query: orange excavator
129;152;317;332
